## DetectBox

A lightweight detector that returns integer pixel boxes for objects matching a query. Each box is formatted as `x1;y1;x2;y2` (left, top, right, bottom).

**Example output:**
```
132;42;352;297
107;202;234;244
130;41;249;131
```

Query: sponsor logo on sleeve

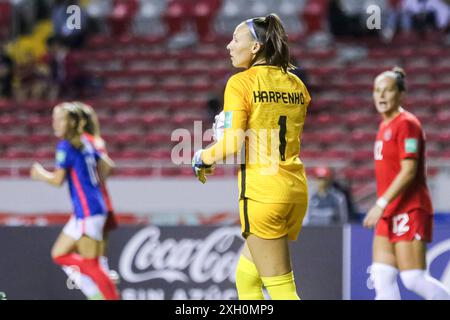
56;150;66;164
224;112;233;129
405;138;418;153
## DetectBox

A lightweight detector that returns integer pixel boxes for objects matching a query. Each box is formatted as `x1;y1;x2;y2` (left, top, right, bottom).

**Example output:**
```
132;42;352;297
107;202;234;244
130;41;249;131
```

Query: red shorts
104;211;118;233
375;210;433;243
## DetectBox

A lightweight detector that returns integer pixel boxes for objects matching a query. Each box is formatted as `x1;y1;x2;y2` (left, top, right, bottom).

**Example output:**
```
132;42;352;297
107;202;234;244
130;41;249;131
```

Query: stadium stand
0;0;449;203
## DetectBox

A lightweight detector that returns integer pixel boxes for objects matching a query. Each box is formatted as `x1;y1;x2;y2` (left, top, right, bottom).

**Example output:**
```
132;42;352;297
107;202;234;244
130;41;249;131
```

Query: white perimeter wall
1;169;450;215
0;177;239;215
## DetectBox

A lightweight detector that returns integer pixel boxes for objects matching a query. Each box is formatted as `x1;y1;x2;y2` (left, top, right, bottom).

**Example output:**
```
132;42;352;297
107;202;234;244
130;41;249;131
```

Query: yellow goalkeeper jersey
204;65;311;203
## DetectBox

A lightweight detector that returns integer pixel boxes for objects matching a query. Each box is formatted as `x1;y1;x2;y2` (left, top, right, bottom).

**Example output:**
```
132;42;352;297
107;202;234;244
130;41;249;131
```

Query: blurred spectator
381;0;404;42
85;0;113;34
304;166;350;226
0;43;14;98
34;36;60;100
38;36;84;99
328;0;366;37
330;175;361;223
52;0;88;48
207;84;224;123
206;74;231;123
13;47;41;101
35;0;52;21
401;0;450;34
11;0;36;35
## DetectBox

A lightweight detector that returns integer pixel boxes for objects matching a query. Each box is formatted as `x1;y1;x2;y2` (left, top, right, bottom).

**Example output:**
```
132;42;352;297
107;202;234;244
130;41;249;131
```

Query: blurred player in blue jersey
30;102;119;300
75;101;120;284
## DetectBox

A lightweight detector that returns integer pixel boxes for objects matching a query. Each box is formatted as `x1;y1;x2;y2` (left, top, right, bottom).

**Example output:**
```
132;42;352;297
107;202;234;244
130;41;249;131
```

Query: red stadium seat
85;35;112;49
114;168;154;176
137;100;170;112
144;133;172;147
114;150;149;160
299;150;323;160
302;0;328;33
192;0;221;41
344;167;374;182
0;135;17;148
342;97;373;111
350;130;375;145
21;100;52;112
140;114;168;126
114;133;143;147
104;100;129;112
160;167;182;176
34;149;55;160
162;0;190;36
114;115;146;130
0;99;15;112
0;2;12;40
1;14;448;183
28;134;55;145
133;83;158;94
436;132;450;144
345;113;374;128
432;98;450;111
440;151;450;159
319;150;349;159
436;112;450;126
351;150;373;163
147;150;172;160
3;149;32;159
107;0;139;36
0;115;17;128
179;167;195;176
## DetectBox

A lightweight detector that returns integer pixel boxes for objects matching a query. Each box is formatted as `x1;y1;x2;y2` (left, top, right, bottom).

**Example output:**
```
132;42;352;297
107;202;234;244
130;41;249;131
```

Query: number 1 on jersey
278;116;287;161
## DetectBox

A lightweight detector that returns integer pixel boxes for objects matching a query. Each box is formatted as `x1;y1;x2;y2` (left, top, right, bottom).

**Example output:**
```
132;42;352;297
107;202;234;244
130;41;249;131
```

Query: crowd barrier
0;223;449;300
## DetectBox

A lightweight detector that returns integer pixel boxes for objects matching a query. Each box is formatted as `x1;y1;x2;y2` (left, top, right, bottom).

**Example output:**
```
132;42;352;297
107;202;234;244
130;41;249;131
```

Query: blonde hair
72;101;100;136
375;67;406;92
54;102;83;140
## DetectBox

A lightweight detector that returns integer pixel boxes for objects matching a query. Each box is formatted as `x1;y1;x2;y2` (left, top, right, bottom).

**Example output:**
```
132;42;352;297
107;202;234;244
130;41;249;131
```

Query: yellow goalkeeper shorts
239;198;308;241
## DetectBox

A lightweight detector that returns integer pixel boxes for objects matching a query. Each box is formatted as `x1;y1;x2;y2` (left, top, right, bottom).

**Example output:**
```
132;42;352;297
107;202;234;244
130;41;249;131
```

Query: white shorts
62;215;107;241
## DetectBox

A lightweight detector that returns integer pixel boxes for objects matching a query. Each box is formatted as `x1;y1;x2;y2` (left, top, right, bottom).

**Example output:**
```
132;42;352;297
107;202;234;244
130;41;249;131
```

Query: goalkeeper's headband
246;19;259;42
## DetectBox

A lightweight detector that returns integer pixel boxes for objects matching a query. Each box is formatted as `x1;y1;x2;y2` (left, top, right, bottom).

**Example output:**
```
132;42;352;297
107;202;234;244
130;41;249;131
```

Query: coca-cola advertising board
0;225;344;299
115;226;243;300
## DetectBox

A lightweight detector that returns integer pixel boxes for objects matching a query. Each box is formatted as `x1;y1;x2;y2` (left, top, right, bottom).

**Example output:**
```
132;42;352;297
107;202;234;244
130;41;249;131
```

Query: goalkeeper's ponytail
246;13;293;73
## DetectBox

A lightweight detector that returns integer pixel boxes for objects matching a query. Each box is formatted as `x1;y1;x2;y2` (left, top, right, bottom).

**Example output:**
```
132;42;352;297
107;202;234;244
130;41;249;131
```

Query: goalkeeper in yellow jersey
192;13;311;300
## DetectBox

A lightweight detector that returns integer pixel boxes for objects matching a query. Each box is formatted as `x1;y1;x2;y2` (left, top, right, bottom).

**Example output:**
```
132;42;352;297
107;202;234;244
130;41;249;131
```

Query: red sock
54;254;119;300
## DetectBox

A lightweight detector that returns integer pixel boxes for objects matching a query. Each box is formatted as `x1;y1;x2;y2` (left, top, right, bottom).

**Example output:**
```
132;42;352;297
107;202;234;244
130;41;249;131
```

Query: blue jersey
55;139;107;219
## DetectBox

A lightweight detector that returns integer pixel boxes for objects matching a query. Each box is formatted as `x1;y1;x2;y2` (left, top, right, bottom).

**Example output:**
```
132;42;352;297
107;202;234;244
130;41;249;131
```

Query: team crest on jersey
384;129;392;141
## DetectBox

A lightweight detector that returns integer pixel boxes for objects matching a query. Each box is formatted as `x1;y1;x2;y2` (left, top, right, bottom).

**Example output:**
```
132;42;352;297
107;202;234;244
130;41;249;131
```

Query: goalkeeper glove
192;149;214;184
212;111;225;142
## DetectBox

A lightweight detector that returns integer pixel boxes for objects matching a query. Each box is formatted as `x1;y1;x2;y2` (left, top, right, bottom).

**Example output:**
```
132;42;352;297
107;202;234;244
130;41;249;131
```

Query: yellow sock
235;255;265;300
261;271;300;300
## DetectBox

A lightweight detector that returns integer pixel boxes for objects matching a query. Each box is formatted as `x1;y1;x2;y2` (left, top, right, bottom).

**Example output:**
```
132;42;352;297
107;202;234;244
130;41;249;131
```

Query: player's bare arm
30;163;66;187
97;154;115;181
363;159;418;228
